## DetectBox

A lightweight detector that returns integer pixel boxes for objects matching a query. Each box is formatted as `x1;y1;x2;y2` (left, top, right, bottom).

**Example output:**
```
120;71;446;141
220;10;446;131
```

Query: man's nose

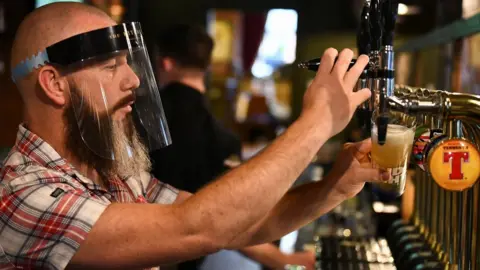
121;65;141;91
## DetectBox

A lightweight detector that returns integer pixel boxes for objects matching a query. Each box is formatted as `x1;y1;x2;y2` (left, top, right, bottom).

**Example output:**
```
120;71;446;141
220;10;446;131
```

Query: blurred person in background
150;23;316;270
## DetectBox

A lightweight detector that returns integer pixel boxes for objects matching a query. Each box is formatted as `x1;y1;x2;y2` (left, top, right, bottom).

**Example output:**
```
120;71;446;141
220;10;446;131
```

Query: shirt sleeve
0;181;110;270
145;175;179;204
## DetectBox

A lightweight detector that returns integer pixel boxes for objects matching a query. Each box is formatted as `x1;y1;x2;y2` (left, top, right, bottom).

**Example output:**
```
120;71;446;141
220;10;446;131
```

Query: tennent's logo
429;139;480;191
443;151;469;180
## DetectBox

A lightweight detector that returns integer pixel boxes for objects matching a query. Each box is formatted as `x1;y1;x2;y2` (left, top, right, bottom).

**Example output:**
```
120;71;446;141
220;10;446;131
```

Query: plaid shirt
0;125;179;270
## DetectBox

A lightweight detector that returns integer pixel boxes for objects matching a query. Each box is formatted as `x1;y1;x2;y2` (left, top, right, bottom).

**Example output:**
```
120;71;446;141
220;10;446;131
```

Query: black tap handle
357;2;372;55
369;0;383;51
382;0;399;46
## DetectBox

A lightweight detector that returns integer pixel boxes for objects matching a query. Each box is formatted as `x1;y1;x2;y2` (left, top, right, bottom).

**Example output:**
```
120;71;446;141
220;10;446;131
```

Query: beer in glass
371;113;416;196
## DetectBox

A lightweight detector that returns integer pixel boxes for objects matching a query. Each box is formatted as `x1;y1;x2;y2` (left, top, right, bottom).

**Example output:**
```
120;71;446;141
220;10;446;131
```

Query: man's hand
237;140;388;247
302;48;370;138
327;138;390;199
284;250;316;270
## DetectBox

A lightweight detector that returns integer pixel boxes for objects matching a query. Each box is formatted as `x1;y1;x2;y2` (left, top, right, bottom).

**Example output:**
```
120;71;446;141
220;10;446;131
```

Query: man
151;24;315;270
0;3;387;270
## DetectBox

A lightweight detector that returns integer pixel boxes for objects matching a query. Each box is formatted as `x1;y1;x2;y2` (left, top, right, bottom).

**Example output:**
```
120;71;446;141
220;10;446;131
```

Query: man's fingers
317;48;338;75
351;88;372;107
344;54;369;85
346;138;372;160
357;168;391;182
331;49;354;78
354;138;372;153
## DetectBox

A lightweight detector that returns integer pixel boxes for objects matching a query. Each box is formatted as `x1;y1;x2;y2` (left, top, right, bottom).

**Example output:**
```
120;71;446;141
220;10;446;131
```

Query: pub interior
0;0;479;269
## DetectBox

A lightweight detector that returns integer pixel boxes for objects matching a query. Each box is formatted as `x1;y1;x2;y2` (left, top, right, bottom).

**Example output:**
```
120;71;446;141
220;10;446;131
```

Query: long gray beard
110;118;151;180
65;98;151;185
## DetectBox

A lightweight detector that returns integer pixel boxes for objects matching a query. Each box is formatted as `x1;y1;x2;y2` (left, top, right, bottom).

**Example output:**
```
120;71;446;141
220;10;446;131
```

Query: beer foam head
372;124;415;145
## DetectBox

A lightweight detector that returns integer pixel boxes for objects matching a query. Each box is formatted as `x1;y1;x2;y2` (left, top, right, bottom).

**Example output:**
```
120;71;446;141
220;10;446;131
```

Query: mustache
111;95;136;112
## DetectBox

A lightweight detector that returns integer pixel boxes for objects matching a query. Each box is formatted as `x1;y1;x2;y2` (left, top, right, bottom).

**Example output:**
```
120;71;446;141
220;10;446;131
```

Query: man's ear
37;65;67;106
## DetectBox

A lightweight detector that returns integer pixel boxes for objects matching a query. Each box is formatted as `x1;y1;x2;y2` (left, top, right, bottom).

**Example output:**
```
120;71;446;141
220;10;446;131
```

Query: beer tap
377;0;398;145
356;0;373;131
368;0;399;146
367;0;383;139
299;0;400;145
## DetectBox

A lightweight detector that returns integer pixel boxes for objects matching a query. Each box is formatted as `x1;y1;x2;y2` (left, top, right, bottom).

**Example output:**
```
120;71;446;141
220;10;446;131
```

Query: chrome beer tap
298;0;400;145
367;0;383;143
375;0;399;145
357;0;372;92
356;0;373;131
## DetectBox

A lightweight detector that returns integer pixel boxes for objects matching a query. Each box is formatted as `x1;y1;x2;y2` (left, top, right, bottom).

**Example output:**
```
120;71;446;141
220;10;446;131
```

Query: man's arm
175;192;316;269
175;191;316;269
69;111;329;269
68;48;373;269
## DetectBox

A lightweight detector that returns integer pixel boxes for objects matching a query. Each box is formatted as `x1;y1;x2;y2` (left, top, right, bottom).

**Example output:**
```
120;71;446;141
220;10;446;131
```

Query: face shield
12;22;171;160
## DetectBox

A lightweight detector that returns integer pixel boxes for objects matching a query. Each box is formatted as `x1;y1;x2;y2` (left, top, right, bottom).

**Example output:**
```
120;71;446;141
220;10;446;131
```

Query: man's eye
105;64;117;70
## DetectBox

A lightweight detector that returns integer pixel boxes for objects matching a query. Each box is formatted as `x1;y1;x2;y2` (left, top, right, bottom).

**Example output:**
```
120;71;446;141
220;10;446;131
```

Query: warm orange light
110;4;124;17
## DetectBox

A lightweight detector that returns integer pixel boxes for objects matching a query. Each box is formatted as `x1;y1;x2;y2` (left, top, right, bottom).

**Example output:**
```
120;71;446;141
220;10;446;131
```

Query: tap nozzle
376;115;389;145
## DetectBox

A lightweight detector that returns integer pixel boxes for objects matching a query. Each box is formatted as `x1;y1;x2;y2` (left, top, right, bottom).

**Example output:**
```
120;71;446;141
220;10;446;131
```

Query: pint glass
371;112;416;196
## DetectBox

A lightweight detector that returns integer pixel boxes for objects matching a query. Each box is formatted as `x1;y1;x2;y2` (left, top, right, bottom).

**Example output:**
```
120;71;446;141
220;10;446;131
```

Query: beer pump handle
382;0;399;47
369;0;383;52
357;1;372;56
356;1;373;133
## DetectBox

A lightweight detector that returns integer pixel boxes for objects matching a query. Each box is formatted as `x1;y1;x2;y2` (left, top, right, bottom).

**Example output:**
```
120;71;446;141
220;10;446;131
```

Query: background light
398;3;409;15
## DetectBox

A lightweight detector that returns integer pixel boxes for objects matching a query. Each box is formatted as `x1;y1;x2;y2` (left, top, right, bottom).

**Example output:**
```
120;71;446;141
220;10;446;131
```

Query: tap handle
356;108;373;135
382;0;399;46
357;2;372;55
369;0;383;51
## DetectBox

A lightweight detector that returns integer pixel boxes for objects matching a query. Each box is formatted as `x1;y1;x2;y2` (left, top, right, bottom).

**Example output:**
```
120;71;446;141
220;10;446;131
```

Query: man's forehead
12;5;115;69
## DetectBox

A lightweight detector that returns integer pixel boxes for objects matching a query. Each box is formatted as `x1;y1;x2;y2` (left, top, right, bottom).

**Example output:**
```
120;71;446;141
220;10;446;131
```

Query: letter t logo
444;152;469;180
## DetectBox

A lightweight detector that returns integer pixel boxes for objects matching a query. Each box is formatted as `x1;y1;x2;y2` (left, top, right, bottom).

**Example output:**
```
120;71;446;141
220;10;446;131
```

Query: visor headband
11;21;143;83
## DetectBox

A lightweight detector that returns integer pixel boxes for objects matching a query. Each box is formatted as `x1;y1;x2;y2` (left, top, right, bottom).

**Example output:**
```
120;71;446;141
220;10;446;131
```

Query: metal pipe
413;166;421;227
418;164;426;233
461;188;473;269
474;182;479;270
429;174;438;249
425;170;432;241
457;120;477;270
391;86;480;125
436;182;446;260
452;190;462;269
430;117;443;258
445;190;452;265
448;120;463;138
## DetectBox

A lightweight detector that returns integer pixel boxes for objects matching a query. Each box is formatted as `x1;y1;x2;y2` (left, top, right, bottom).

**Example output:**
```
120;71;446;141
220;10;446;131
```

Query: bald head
11;2;115;74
